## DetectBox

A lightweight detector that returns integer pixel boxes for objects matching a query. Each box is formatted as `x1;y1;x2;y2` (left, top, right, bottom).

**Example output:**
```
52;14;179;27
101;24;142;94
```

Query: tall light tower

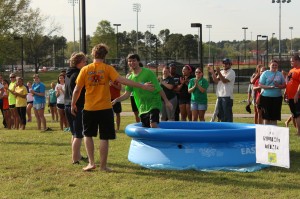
272;0;292;60
271;33;275;58
113;24;121;59
206;25;212;64
242;27;248;63
147;24;155;60
68;0;78;52
133;3;141;54
289;26;293;54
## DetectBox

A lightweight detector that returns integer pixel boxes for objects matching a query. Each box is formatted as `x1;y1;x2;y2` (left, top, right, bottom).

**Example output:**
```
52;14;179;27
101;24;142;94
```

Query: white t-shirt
55;83;65;104
216;68;235;99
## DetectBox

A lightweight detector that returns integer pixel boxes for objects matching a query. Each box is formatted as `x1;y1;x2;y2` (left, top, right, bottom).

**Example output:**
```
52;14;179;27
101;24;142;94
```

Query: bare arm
159;90;173;110
111;91;131;105
116;76;154;92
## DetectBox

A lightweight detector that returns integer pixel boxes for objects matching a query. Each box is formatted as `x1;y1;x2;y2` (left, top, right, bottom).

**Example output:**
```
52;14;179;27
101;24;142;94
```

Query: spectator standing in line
159;66;177;121
31;74;51;131
259;59;286;125
26;81;34;122
208;58;235;122
65;52;88;164
7;73;19;129
14;77;28;130
0;75;7;128
175;65;194;121
2;79;11;129
112;53;172;128
48;82;58;122
188;67;209;121
170;64;181;121
55;73;69;131
252;66;266;124
285;54;300;135
248;64;263;123
110;79;122;131
71;44;155;172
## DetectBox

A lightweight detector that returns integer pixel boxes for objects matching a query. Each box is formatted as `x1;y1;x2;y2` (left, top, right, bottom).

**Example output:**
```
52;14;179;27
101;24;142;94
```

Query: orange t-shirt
76;62;119;111
109;81;121;100
286;67;300;99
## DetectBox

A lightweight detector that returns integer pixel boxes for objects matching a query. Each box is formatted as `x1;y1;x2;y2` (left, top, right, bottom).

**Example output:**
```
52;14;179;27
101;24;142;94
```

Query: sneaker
42;127;53;132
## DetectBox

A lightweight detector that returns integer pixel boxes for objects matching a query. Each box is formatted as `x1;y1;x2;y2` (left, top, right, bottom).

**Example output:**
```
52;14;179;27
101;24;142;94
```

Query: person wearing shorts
7;73;19;129
110;79;122;131
188;67;209;121
112;53;172;128
31;74;51;131
71;44;155;172
65;52;87;164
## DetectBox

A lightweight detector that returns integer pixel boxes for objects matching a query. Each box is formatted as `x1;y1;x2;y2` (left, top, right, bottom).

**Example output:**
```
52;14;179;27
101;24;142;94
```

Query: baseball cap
222;58;232;64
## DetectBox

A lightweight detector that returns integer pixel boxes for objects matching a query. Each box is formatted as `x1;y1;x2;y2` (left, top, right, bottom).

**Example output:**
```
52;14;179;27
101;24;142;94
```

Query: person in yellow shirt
13;77;28;130
71;43;155;172
7;73;19;129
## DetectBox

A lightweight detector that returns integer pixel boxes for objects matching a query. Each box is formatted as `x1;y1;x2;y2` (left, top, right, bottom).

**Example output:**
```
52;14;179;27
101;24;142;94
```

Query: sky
30;0;299;43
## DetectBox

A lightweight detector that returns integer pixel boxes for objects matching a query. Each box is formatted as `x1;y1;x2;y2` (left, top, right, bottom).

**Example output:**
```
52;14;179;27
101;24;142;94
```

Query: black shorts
49;103;57;107
65;105;84;139
260;95;282;121
130;95;138;112
140;109;160;128
179;98;191;105
111;100;122;114
57;103;65;110
9;104;16;109
27;101;33;105
82;109;116;140
288;99;300;118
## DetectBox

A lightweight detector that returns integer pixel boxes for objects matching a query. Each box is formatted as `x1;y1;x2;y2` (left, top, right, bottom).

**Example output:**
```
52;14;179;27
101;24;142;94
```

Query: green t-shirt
188;77;209;104
125;68;162;115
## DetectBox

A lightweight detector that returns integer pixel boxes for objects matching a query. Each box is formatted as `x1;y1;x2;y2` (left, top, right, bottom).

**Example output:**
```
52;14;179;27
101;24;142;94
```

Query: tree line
1;0;299;73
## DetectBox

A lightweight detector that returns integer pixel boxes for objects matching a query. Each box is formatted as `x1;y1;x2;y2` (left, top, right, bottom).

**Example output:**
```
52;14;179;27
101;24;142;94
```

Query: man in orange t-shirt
71;43;154;172
286;54;300;136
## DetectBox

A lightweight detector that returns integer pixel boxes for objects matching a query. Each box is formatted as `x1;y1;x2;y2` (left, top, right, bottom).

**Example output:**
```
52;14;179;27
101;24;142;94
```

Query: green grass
1;97;300;198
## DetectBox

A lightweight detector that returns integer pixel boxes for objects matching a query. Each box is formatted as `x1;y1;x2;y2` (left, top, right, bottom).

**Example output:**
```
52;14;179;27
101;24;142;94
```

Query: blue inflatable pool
125;122;267;172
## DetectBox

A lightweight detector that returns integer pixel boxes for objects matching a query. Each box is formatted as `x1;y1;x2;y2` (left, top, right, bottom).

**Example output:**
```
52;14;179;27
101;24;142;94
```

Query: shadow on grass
108;150;300;191
0;140;69;147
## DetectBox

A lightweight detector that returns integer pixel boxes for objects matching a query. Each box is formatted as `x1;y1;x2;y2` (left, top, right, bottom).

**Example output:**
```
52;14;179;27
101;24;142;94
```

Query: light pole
289;26;293;54
133;3;141;54
242;27;248;63
272;0;292;60
262;35;269;65
68;0;78;52
147;24;155;60
271;33;275;58
256;35;262;65
113;24;121;59
206;25;212;63
191;23;203;69
13;36;24;78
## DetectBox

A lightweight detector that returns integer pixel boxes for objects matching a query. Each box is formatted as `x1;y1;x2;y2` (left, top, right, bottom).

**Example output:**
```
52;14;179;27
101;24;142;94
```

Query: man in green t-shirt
112;54;172;128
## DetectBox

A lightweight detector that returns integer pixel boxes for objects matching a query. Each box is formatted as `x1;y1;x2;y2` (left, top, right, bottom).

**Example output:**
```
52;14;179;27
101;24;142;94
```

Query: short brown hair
91;44;108;59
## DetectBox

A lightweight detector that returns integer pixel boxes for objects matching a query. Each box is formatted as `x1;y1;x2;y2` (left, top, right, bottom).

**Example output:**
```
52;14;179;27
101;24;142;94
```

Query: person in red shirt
286;54;300;136
110;79;122;131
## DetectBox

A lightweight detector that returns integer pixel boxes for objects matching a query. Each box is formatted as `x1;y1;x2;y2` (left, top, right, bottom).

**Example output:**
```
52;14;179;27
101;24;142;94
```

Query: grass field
1;93;300;199
1;70;300;198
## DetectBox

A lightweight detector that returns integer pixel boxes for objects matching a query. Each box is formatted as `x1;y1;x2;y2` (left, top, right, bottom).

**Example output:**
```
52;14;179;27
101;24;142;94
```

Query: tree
20;8;60;72
90;20;116;58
